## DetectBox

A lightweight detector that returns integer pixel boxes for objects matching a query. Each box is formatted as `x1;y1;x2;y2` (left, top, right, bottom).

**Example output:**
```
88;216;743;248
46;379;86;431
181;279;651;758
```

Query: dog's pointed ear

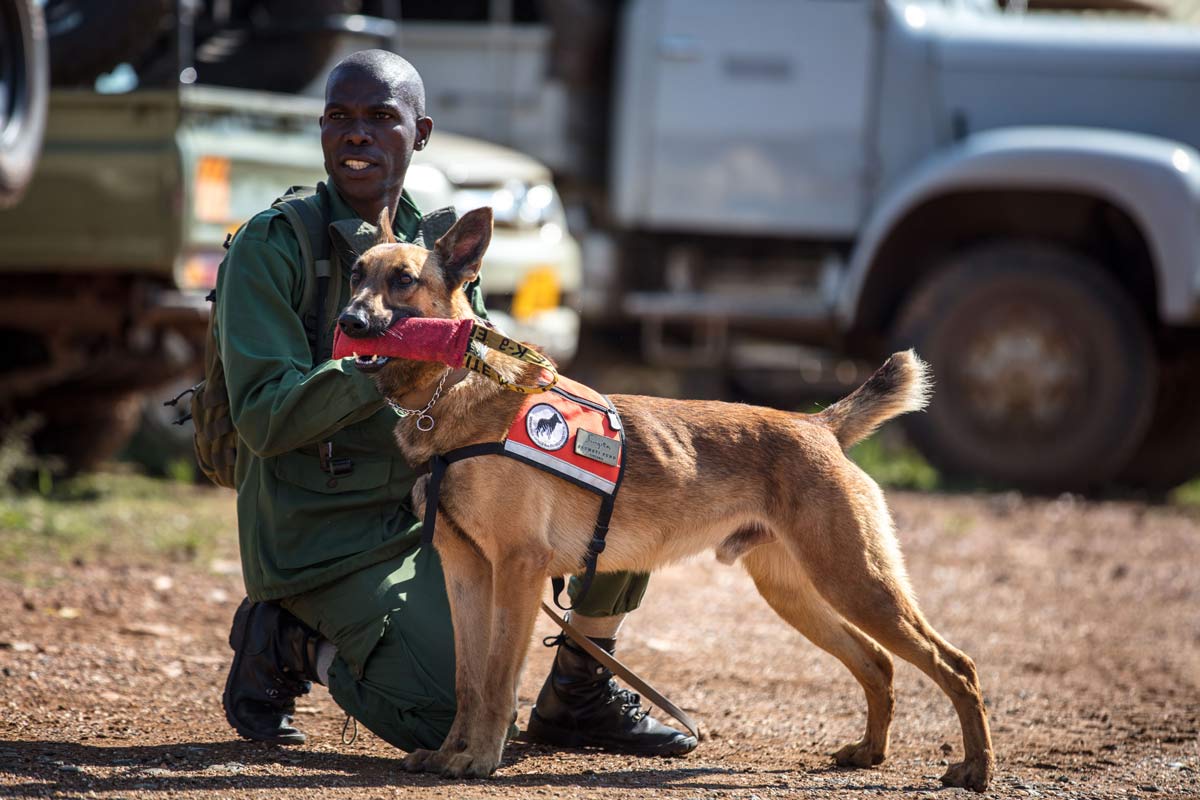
433;207;492;287
377;207;396;245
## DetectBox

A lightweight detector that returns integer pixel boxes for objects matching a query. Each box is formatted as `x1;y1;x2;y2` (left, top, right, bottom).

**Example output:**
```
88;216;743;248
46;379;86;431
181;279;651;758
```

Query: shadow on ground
1;739;933;796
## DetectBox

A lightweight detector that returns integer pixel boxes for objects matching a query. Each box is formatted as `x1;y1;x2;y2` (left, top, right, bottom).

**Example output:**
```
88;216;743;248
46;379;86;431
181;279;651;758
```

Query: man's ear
433;207;492;286
414;116;434;151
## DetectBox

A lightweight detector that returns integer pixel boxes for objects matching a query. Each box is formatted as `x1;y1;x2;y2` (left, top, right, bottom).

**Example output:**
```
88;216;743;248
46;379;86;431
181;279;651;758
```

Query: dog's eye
350;270;361;287
389;273;415;291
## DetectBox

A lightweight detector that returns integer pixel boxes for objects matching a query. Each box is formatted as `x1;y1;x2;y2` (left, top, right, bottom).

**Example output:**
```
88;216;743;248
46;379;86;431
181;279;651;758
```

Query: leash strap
463;323;559;394
539;601;700;741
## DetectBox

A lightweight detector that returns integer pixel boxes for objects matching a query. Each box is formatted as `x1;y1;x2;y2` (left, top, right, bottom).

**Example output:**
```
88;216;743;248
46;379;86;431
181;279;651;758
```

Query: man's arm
216;213;385;459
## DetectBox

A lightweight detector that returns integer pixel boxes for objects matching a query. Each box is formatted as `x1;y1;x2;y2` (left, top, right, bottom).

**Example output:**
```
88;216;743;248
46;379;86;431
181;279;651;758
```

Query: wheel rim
956;300;1088;437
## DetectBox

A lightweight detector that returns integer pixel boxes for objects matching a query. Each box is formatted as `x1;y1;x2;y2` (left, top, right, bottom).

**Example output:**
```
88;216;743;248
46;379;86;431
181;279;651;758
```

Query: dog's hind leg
741;543;895;769
401;515;495;777
782;495;994;792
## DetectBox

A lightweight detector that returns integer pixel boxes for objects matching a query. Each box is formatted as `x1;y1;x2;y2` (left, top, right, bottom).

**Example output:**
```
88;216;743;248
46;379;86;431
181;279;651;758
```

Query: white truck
394;0;1200;491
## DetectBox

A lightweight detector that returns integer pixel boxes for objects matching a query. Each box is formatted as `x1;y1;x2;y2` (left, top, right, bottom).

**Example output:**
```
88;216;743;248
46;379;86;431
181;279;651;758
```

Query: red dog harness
420;374;626;610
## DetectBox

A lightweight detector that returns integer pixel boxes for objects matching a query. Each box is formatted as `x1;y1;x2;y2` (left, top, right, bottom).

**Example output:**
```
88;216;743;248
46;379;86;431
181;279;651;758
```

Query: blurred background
4;8;1200;795
1;0;1200;497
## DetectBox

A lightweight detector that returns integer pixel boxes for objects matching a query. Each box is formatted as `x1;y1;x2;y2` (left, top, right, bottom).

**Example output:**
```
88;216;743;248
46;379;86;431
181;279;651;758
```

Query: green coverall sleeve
216;216;385;459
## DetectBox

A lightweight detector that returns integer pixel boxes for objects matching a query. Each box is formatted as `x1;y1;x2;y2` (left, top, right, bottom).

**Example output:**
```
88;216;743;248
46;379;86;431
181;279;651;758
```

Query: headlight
453;180;564;229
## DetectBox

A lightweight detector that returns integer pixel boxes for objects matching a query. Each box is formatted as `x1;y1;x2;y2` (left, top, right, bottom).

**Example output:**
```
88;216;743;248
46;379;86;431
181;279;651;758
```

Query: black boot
527;635;698;756
222;598;322;745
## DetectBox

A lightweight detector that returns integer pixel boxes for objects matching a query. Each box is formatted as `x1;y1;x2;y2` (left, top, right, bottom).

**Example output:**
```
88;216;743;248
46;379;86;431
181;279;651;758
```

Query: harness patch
576;428;621;466
526;404;569;451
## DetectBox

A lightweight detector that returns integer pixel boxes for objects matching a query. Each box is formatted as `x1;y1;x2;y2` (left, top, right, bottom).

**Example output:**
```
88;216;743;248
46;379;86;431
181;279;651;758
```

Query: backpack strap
273;185;335;363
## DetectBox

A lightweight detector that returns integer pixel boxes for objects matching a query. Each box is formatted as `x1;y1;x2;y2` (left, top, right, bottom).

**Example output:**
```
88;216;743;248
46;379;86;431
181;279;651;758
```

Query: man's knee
570;571;650;617
327;666;455;752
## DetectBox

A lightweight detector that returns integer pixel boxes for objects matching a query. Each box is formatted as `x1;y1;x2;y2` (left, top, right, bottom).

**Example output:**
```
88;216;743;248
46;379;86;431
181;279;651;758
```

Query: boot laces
543;632;650;722
609;686;649;722
272;669;311;699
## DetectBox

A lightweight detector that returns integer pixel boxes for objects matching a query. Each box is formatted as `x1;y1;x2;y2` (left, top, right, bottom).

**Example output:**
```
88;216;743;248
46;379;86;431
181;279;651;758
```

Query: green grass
848;434;941;491
0;468;237;582
1169;477;1200;507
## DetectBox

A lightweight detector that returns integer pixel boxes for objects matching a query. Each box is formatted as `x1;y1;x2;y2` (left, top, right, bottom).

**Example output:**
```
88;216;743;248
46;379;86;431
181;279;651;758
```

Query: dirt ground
1;489;1198;799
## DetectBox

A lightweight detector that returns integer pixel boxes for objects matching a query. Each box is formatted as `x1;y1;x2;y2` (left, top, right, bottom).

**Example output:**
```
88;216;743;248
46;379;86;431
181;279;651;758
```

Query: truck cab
392;0;1200;491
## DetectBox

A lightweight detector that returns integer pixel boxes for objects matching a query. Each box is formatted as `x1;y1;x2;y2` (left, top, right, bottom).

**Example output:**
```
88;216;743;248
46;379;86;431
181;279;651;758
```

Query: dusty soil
2;489;1198;799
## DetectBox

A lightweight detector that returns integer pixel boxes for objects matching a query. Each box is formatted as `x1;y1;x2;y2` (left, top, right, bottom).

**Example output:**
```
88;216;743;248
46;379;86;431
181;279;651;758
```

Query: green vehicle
0;87;313;470
0;85;582;473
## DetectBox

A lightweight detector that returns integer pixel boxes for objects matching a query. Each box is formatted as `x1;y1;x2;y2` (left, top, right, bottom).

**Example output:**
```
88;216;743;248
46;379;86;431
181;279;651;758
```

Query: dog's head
337;205;492;391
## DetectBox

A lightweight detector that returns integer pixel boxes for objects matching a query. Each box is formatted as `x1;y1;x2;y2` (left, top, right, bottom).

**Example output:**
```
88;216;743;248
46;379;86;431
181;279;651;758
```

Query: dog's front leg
400;520;494;777
438;543;550;779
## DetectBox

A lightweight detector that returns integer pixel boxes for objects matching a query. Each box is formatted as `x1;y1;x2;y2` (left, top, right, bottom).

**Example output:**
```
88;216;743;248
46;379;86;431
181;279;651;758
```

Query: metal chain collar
386;369;450;432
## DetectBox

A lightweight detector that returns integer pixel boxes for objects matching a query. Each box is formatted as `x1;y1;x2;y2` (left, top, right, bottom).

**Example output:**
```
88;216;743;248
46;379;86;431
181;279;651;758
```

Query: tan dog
338;207;995;792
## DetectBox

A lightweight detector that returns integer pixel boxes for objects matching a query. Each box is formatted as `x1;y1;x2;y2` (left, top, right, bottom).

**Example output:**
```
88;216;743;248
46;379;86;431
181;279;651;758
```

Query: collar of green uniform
324;179;422;240
324;179;423;264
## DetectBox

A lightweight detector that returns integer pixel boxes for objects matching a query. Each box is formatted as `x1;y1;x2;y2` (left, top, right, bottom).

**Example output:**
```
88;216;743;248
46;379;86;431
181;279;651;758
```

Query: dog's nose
338;308;371;337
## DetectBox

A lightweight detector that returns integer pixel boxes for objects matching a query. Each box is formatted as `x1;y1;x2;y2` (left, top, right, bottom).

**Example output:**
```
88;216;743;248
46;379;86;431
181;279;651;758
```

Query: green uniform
215;180;648;751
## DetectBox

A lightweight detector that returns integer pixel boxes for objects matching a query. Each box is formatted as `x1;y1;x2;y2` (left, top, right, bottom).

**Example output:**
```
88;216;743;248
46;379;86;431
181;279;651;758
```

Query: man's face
319;68;432;210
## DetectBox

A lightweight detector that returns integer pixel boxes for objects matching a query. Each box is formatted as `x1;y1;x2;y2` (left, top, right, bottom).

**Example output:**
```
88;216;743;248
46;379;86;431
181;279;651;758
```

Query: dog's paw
439;750;499;779
940;757;994;793
401;748;443;773
833;739;886;769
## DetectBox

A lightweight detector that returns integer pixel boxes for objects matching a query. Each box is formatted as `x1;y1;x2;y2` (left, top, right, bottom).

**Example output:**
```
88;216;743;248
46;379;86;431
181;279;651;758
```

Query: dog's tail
815;350;932;450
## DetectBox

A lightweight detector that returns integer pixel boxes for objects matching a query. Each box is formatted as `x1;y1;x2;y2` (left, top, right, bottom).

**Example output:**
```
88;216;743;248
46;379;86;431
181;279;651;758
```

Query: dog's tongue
332;317;475;366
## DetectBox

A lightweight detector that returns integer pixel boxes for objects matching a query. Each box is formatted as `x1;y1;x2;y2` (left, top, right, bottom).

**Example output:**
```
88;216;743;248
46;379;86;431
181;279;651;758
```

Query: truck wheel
891;242;1156;492
0;0;48;206
121;376;201;478
33;392;143;475
1115;351;1200;491
43;0;171;86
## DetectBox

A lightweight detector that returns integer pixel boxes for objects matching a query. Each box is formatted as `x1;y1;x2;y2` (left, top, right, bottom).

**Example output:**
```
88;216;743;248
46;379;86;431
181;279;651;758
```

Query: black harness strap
420;396;626;612
421;442;506;546
551;398;627;611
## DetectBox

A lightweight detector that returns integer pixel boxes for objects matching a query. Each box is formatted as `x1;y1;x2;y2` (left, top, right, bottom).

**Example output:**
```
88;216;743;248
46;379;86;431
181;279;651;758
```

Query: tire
43;0;171;86
890;242;1157;492
32;392;144;475
1116;350;1200;491
122;376;202;478
0;0;48;206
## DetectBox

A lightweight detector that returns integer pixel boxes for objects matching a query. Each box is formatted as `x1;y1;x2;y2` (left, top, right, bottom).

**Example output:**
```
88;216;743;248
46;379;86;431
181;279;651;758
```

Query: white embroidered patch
526;403;569;451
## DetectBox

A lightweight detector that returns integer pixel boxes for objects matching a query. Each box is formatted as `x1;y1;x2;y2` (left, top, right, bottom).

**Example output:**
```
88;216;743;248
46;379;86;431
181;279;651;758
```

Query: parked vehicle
394;0;1200;491
0;86;580;473
0;0;47;208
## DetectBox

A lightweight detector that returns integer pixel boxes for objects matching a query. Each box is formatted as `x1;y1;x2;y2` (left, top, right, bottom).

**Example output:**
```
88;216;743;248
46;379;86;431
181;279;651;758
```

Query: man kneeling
215;49;696;757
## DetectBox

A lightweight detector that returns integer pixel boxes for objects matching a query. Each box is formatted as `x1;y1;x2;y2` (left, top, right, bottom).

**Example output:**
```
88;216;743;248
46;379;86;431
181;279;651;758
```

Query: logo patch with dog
526;404;569;451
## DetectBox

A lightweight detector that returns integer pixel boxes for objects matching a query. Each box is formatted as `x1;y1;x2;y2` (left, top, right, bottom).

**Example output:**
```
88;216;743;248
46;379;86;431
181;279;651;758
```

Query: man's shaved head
327;49;425;117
